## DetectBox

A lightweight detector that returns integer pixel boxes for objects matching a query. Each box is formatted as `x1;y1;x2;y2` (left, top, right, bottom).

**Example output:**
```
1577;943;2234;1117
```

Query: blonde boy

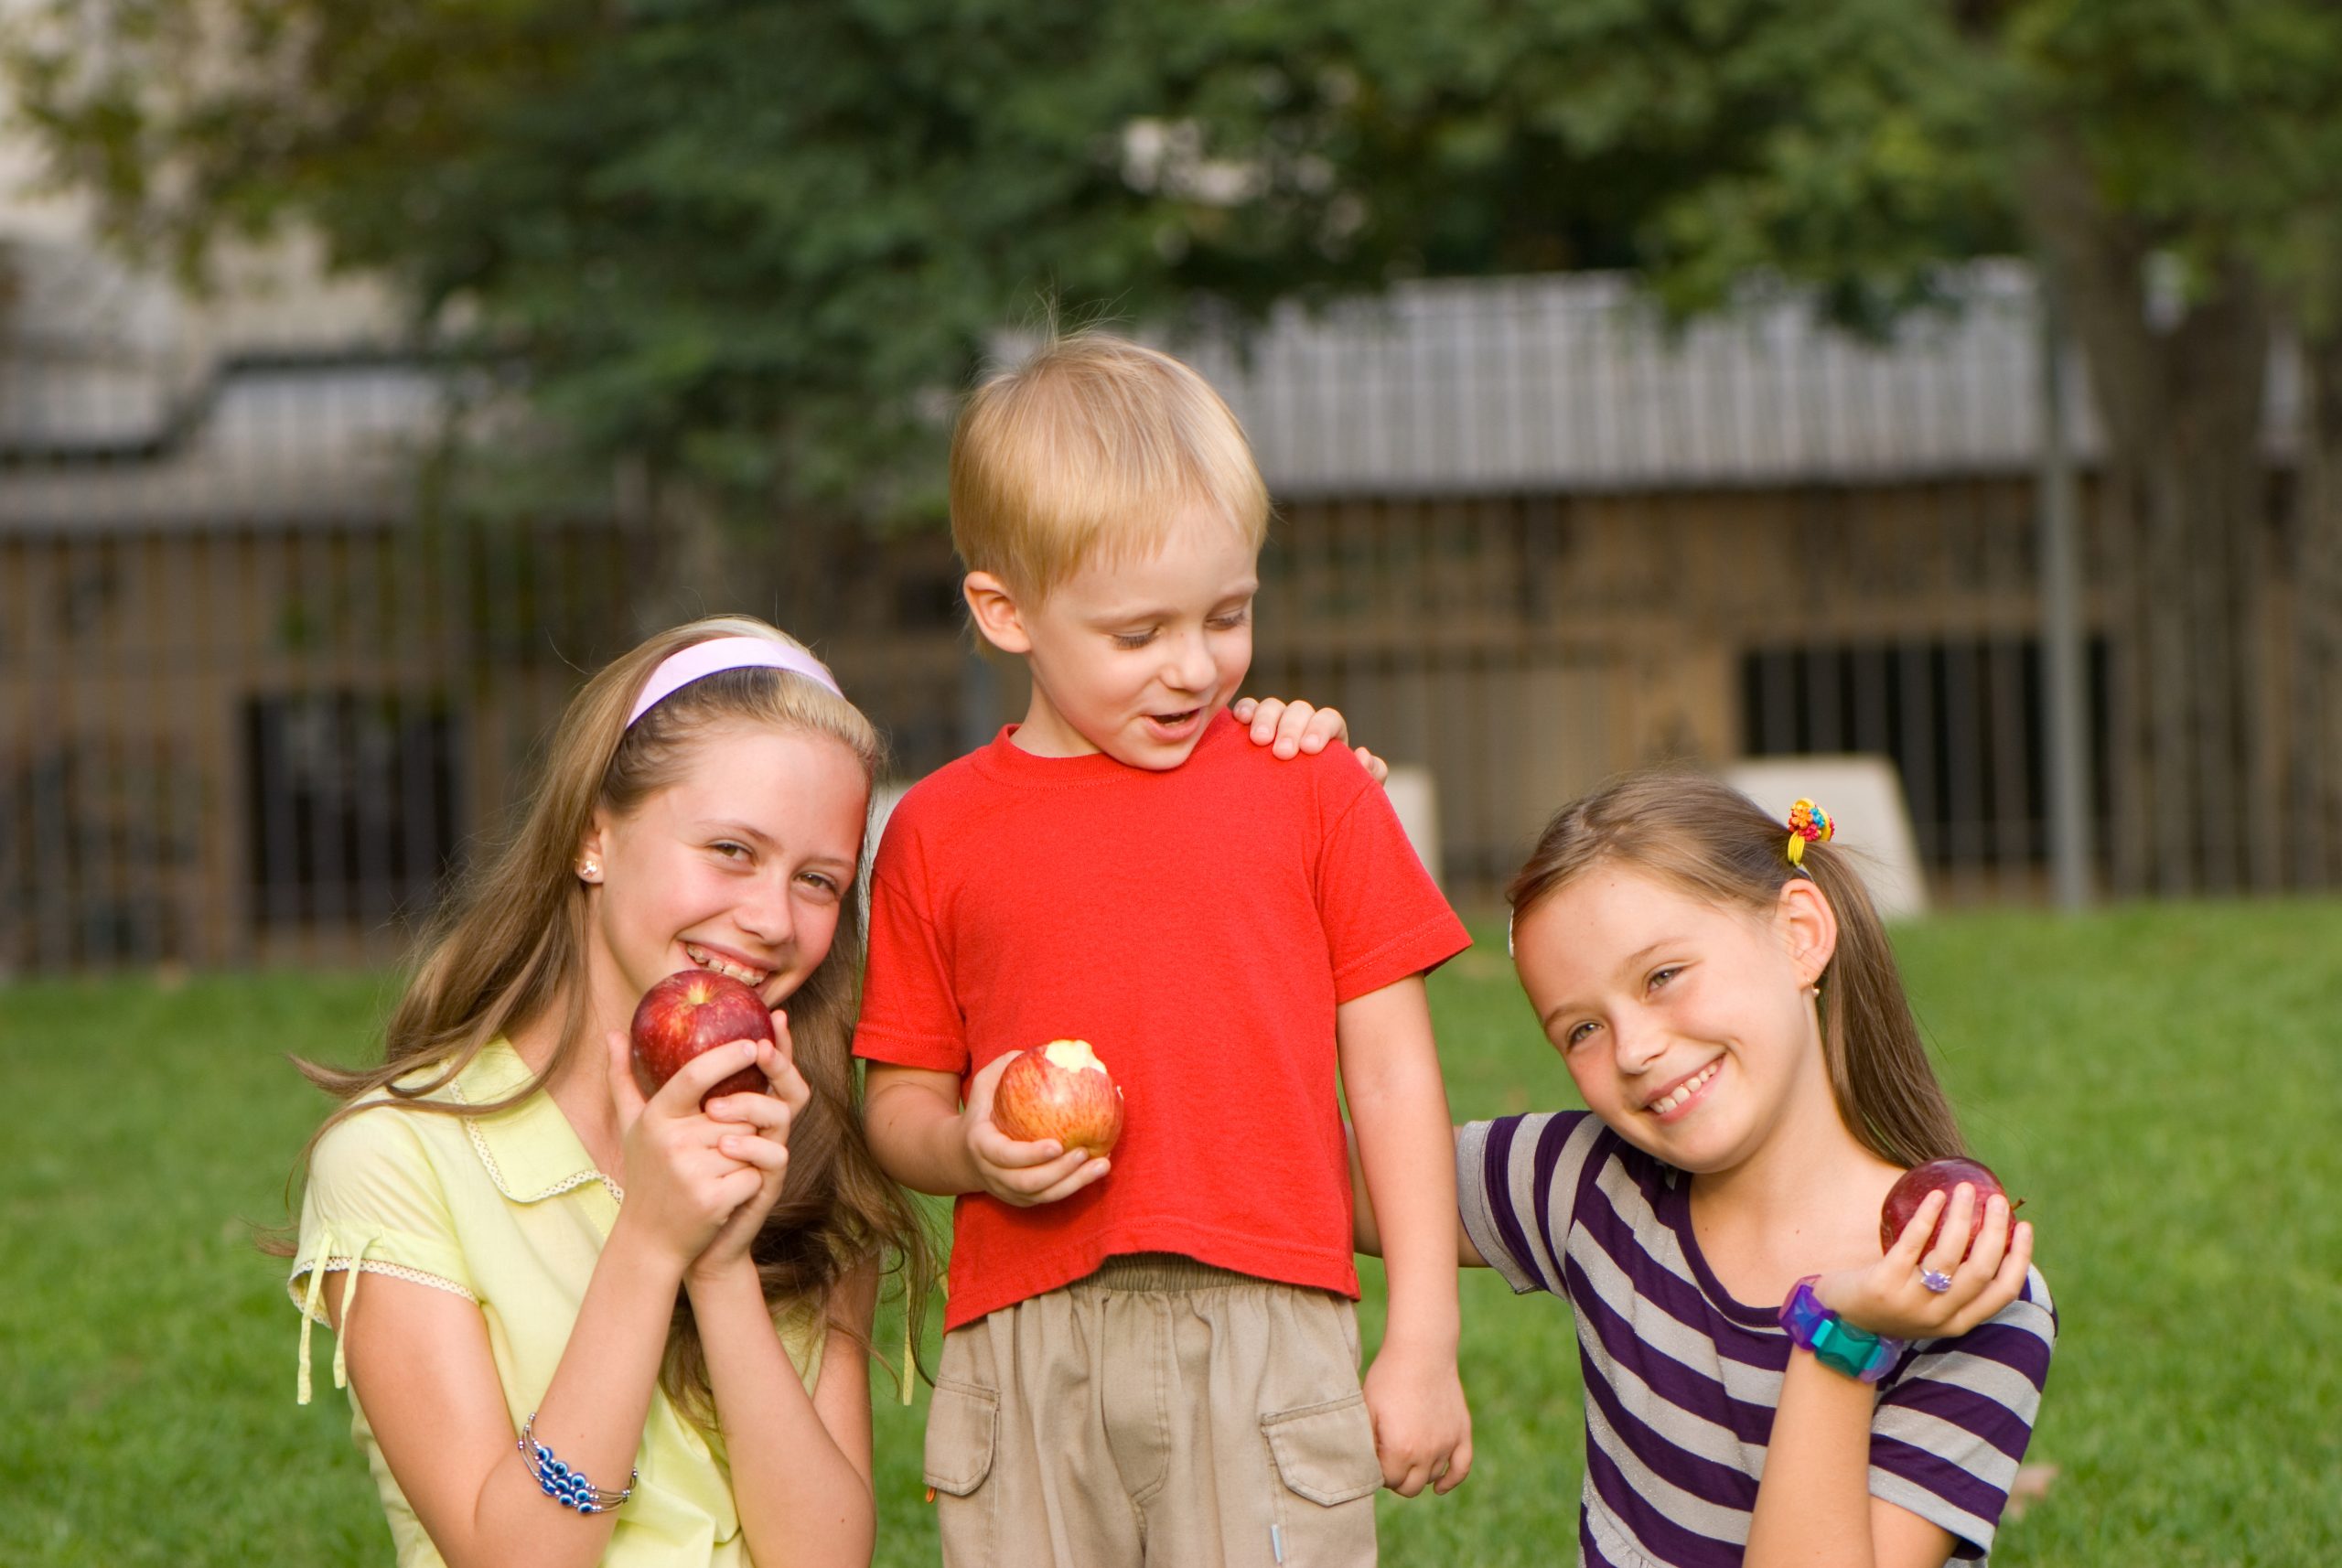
854;334;1471;1566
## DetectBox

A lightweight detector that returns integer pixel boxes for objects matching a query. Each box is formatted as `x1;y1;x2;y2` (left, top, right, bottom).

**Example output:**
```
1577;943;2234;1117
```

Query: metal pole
2036;279;2094;908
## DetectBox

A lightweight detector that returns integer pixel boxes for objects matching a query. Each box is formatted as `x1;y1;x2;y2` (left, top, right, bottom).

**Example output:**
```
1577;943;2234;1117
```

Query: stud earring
578;860;601;883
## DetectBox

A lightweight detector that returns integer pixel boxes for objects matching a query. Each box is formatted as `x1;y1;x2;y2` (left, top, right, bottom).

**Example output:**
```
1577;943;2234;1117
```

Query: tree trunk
617;455;742;638
2022;139;2272;895
2291;326;2342;886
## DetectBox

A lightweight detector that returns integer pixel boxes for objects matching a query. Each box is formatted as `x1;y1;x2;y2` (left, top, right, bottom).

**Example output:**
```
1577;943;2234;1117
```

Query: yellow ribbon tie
295;1227;380;1404
332;1234;376;1393
296;1226;333;1406
900;1300;916;1407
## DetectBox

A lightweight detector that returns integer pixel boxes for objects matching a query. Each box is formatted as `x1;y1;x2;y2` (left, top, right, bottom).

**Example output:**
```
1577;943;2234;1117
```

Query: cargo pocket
1261;1392;1382;1563
923;1377;999;1568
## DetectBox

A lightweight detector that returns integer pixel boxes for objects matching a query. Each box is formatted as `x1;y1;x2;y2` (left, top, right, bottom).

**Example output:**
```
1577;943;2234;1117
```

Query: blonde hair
276;614;935;1415
1508;769;1966;1171
950;330;1270;602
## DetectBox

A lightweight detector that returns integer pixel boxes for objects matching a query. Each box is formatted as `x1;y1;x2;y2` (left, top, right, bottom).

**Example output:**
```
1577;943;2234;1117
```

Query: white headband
625;636;843;728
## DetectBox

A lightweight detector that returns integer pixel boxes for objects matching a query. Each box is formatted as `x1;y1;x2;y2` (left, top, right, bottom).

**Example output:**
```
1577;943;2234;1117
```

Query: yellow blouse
290;1038;824;1567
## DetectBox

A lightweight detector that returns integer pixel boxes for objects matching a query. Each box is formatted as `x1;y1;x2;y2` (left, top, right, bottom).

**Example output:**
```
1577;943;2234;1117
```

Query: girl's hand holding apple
604;1031;784;1273
1810;1183;2036;1346
691;1022;812;1279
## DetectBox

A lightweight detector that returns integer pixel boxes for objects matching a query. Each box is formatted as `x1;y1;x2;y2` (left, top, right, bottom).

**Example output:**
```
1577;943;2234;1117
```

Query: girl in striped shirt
1367;770;2052;1566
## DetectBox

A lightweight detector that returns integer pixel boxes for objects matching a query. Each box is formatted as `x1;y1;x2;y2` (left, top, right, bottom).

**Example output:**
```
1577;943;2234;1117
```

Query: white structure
1724;756;1929;920
2;30;411;515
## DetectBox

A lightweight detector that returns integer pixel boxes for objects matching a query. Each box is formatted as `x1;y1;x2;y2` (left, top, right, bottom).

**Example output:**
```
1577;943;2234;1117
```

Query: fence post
2036;281;2094;910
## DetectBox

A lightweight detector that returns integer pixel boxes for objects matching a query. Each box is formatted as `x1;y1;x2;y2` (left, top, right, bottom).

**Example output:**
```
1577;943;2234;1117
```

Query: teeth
1651;1062;1720;1115
684;943;768;987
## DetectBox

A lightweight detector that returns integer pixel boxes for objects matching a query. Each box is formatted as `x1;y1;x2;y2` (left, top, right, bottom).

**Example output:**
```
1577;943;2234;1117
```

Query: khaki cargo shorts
923;1253;1382;1568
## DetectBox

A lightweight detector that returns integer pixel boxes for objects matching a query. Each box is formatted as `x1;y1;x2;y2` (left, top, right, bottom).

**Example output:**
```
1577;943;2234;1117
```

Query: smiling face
579;720;869;1032
1511;865;1839;1176
974;503;1259;769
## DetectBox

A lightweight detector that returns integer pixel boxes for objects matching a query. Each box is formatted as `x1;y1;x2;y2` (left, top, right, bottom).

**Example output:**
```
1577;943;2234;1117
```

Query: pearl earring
578;860;601;883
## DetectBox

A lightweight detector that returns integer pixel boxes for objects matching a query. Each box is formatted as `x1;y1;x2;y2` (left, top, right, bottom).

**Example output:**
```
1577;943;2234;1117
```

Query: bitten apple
629;969;773;1107
990;1039;1124;1159
1880;1156;2023;1260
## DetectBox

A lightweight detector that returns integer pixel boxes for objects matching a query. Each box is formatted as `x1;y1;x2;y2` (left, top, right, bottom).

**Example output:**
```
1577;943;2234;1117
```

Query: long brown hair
277;614;935;1417
1506;768;1965;1170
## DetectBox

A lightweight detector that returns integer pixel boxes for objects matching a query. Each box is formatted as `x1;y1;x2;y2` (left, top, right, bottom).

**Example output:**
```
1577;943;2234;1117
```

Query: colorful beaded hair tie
1785;799;1833;866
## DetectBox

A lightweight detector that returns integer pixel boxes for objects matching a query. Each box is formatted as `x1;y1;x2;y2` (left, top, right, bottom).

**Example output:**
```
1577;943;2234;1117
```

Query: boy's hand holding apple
960;1042;1121;1208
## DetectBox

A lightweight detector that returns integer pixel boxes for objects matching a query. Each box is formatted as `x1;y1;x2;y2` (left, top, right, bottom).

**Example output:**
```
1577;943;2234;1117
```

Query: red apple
1880;1157;2023;1259
629;968;774;1108
990;1039;1125;1158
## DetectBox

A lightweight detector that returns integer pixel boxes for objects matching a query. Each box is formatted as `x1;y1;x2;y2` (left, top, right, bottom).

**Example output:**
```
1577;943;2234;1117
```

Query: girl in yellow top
286;616;936;1568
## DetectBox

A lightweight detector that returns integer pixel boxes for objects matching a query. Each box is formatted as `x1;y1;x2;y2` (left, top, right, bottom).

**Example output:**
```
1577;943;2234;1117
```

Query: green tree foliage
0;0;2021;499
1308;0;2019;326
5;0;1423;515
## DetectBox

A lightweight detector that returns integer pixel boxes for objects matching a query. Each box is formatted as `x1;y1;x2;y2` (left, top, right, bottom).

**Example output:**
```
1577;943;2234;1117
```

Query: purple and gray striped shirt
1458;1112;2055;1567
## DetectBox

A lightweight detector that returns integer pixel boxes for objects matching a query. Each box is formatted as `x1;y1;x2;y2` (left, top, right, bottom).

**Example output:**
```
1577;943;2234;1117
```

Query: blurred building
5;154;2282;967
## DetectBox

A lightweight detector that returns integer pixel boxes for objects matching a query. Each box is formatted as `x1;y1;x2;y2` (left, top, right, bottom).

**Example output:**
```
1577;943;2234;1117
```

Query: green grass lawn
4;904;2338;1565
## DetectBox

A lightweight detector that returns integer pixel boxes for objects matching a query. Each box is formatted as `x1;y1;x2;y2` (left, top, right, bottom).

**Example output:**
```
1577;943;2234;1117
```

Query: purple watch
1778;1275;1906;1384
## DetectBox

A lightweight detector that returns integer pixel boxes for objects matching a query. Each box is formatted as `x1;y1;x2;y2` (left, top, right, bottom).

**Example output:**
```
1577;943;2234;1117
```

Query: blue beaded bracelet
518;1412;638;1514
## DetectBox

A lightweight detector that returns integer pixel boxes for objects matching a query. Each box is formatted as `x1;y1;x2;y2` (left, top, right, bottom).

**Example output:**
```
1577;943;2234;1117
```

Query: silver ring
1920;1268;1954;1294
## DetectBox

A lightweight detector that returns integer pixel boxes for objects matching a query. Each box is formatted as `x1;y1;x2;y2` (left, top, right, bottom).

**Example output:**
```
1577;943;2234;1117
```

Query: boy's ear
1776;875;1839;988
962;572;1034;656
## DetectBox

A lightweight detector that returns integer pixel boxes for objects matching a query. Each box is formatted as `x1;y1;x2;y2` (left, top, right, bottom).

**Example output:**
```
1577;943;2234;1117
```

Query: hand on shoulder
1230;696;1390;783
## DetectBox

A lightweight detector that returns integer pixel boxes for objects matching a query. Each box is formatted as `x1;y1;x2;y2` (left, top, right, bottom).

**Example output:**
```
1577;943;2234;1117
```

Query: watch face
1810;1320;1875;1379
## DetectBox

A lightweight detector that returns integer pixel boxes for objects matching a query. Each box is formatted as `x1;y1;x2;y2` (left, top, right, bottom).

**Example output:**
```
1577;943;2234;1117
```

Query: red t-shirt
854;712;1471;1331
